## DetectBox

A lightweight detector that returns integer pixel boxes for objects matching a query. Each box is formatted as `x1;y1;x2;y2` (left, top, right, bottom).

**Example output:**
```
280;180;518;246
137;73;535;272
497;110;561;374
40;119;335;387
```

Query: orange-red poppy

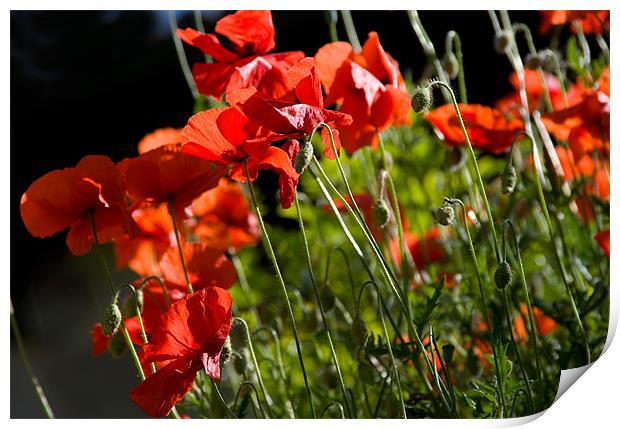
20;155;138;255
425;104;524;154
513;304;559;343
159;242;237;291
130;287;233;417
390;228;446;272
138;128;182;154
315;32;411;153
539;10;609;35
595;230;610;258
119;143;226;214
192;178;259;251
177;10;304;100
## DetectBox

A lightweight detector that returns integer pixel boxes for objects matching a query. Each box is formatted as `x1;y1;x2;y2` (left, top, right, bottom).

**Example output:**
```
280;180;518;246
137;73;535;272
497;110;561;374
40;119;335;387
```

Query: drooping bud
494;31;511;54
411;86;433;113
101;300;122;337
294;141;314;174
108;332;127;358
525;53;543;70
220;336;232;364
442;52;459;80
442;344;455;365
319;282;336;312
118;286;143;318
494;261;513;290
373;199;391;228
358;362;377;385
434;201;455;226
501;163;517;194
352;314;369;348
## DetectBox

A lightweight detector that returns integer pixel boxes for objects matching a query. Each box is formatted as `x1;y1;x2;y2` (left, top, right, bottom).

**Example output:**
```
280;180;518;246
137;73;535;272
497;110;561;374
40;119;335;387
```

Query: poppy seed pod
501;164;517;194
442;344;455;365
434;202;455;226
443;52;459;80
220;336;232;364
319;283;336;312
108;332;127;358
294;141;314;174
352;314;369;348
373;199;391;228
118;286;144;318
525;53;543;70
494;31;511;53
102;300;122;337
411;86;433;113
494;261;513;290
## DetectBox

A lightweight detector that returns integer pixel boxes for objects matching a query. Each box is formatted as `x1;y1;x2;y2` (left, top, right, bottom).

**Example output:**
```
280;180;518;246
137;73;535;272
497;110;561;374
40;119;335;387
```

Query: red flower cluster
539;10;609;35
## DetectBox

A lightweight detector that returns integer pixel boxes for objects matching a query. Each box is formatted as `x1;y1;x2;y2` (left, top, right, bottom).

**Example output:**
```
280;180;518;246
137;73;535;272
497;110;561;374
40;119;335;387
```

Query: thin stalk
242;161;316;417
137;276;171;307
234;317;273;417
427;81;501;262
168;11;199;99
539;49;569;107
321;402;345;418
211;379;238;419
340;10;360;50
294;192;351;417
325;11;339;42
229;249;261;325
504;219;543;408
428;324;456;416
192;11;212;63
358;281;407;418
123;284;157;375
445;30;467;103
10;301;54;418
232;382;267;418
167;200;194;294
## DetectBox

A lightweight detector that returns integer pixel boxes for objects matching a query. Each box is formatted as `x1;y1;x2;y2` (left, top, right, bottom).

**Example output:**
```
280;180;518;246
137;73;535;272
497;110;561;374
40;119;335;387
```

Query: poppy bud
373;199;391;228
220;336;232;364
494;31;511;54
501;164;517;194
494;261;513;290
411;86;433;113
352;314;368;348
442;344;455;365
525;53;543;70
319;283;336;312
434;202;455;226
294;141;314;174
358;362;377;385
233;352;247;374
442;52;459;80
118;286;143;318
108;332;127;358
101;300;122;337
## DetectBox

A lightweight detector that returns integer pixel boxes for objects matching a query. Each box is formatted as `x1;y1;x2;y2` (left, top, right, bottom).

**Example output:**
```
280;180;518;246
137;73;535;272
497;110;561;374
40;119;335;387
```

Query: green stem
10;301;54;418
137;276;172;307
242;161;316;417
232;382;267;418
445;31;467;103
340;10;360;50
210;379;238;418
229;249;261;326
321;402;345;418
168;11;199;99
294;192;352;417
192;10;212;63
167;200;194;294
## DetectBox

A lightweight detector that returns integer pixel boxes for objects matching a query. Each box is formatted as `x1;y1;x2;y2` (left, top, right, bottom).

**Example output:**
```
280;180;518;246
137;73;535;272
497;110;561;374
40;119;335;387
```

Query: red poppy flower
539;10;609;35
138;128;182;154
230;58;353;159
130;287;233;417
180;104;300;207
315;32;411;154
160;242;237;291
323;193;383;240
513;304;559;343
390;228;446;271
192;178;259;250
424;104;525;154
595;230;610;258
177;10;304;99
119;143;226;214
114;203;175;276
20;155;138;256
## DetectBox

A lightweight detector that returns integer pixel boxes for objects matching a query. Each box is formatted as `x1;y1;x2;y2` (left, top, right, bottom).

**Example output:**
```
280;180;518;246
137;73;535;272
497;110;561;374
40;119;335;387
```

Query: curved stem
167;201;193;294
321;401;345;419
294;191;351;417
445;30;467;103
232;381;267;418
428;81;501;263
10;301;54;418
242;161;315;417
137;276;172;307
358;281;407;418
210;379;238;419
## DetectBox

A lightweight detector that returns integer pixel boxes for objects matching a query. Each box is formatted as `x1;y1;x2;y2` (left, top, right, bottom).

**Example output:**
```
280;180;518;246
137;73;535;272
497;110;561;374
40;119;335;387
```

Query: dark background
11;10;547;417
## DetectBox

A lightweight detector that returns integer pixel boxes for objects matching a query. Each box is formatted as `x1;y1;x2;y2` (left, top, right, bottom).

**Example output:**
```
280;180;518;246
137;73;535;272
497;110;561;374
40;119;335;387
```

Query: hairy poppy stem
504;220;543;409
167;200;194;294
10;300;54;418
447;198;507;417
168;11;199;99
357;281;407;418
294;191;352;417
427;81;502;263
241;161;317;417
